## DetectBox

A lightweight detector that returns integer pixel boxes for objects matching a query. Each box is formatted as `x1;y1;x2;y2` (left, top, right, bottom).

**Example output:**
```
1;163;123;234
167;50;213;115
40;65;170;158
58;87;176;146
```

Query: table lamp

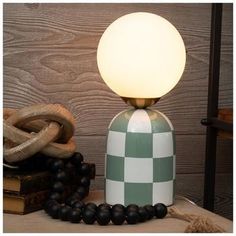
97;12;186;206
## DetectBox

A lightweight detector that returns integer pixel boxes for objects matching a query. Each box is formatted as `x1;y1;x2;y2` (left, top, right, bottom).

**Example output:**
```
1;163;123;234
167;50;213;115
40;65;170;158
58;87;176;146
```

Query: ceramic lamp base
104;108;176;206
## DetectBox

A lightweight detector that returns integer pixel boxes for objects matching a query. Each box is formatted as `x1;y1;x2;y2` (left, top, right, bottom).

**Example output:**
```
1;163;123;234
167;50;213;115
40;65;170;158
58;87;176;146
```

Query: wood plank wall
3;3;233;219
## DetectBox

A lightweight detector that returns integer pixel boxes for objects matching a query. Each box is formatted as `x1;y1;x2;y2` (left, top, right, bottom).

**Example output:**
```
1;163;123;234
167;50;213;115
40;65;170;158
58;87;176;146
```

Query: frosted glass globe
97;12;186;98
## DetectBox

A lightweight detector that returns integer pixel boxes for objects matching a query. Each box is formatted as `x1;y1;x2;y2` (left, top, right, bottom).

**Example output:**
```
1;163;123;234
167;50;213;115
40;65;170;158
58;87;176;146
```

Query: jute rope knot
3;104;76;164
168;207;225;233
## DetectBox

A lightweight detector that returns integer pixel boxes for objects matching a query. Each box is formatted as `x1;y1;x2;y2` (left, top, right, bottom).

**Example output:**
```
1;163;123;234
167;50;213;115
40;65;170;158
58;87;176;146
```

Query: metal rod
201;117;233;132
210;118;233;132
203;3;223;211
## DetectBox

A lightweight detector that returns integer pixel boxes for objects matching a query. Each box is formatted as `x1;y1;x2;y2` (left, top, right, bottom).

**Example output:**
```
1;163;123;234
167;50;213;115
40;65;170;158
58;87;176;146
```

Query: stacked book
4;168;56;214
3;154;95;214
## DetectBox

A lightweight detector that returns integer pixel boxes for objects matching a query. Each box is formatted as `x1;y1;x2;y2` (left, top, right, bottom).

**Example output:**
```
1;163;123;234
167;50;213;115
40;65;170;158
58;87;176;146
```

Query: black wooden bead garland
44;152;168;225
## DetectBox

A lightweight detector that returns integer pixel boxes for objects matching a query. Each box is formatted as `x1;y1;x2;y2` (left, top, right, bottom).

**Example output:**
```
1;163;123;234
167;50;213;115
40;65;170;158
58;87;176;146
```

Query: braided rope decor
3;104;76;163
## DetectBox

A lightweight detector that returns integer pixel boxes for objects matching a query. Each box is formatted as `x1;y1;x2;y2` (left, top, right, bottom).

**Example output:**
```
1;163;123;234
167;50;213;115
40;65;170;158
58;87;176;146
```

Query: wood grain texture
4;3;212;49
219;4;233;108
3;3;232;218
4;4;232;135
3;48;210;135
3;3;233;135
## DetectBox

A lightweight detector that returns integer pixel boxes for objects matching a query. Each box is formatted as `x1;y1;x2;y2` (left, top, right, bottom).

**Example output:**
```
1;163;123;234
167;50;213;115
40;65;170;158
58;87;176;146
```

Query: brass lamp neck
121;97;160;109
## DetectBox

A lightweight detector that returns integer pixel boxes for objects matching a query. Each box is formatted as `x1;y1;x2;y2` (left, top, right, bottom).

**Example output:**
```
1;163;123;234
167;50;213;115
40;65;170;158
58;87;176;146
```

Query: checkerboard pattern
105;108;175;206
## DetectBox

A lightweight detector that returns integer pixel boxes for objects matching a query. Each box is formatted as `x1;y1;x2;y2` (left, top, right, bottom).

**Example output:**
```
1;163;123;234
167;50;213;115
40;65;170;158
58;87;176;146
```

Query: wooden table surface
3;190;233;233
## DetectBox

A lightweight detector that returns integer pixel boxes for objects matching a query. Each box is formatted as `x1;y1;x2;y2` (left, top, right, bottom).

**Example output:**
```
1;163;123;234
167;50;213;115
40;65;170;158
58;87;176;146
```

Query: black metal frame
201;3;233;211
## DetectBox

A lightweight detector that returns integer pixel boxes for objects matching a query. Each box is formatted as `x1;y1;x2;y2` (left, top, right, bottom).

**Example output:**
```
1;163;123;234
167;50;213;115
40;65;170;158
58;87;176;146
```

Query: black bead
69;209;82;223
76;186;87;199
138;207;149;222
154;203;167;219
50;159;64;172
126;211;140;224
144;204;155;219
48;203;61;219
82;209;96;224
71;152;84;166
80;176;90;187
59;205;72;221
112;204;125;212
72;201;85;210
71;192;83;200
111;210;125;225
65;196;79;207
48;192;62;202
79;163;90;175
85;202;97;211
98;203;111;212
46;158;54;169
96;209;111;225
126;204;139;213
54;171;67;182
65;161;74;170
44;200;58;214
52;181;64;193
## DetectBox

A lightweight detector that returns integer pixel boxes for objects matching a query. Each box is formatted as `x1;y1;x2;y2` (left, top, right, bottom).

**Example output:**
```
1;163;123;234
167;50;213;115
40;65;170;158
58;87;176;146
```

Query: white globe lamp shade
97;12;186;99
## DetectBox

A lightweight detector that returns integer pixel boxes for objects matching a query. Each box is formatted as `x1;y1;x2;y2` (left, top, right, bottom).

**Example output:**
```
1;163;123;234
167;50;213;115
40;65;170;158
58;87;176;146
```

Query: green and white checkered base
104;108;176;206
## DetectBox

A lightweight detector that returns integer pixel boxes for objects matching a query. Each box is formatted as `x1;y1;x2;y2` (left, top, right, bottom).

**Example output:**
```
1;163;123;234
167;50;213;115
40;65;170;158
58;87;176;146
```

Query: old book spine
3;190;49;214
3;184;88;214
3;171;53;194
4;163;96;195
20;173;51;194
